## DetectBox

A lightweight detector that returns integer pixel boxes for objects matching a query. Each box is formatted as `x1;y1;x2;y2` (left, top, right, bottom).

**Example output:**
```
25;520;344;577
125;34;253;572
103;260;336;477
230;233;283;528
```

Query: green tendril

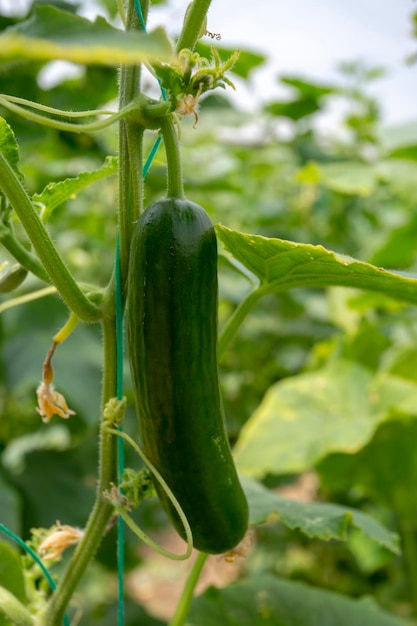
105;427;194;560
0;95;137;133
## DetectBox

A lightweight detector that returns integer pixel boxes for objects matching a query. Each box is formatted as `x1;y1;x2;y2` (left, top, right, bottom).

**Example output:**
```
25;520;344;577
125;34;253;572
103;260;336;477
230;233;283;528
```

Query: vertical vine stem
117;0;148;300
38;0;152;623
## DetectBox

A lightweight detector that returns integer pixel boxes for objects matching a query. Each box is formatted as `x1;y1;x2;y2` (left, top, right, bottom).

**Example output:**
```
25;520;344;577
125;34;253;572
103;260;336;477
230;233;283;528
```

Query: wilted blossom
39;522;84;561
36;381;76;423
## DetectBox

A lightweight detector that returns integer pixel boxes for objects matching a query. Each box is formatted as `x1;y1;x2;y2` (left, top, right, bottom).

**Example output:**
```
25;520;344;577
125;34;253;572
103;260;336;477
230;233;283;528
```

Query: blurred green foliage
1;1;417;624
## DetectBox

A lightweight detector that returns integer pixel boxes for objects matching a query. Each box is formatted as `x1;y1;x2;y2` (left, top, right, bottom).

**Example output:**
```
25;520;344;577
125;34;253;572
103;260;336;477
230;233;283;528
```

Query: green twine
0;523;70;626
115;233;125;626
143;135;163;178
133;0;146;31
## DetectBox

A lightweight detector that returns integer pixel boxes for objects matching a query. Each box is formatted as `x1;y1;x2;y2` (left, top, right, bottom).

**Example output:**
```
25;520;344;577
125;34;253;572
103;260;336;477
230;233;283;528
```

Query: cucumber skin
127;197;248;554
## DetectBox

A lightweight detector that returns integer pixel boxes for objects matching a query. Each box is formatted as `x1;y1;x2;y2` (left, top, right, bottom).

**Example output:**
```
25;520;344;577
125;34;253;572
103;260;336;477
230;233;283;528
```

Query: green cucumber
127;197;248;554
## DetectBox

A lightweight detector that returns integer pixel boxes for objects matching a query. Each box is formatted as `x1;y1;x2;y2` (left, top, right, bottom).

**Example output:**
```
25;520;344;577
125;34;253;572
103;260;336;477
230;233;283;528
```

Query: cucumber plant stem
118;120;144;298
117;0;148;298
169;552;208;626
37;0;151;619
0;222;49;282
0;586;33;626
218;287;265;358
160;115;184;199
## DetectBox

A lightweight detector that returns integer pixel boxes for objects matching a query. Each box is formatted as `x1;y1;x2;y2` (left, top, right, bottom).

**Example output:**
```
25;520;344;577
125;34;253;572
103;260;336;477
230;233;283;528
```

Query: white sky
1;0;415;127
149;0;416;126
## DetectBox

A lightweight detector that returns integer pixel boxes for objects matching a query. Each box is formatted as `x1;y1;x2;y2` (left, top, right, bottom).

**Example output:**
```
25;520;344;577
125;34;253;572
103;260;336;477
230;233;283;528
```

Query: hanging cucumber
127;196;248;554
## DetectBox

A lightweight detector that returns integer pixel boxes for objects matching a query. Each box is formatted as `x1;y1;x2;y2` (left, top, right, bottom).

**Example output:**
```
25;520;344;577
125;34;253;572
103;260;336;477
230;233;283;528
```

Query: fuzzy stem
218;287;265;358
0;95;167;134
0;221;49;282
53;312;79;344
0;95;137;133
0;94;116;116
169;552;208;626
117;0;148;300
160;115;184;199
0;153;101;322
176;0;213;52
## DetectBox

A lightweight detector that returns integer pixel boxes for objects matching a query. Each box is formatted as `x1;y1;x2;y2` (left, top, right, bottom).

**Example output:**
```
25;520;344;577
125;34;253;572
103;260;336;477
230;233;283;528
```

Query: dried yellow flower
39;522;83;561
36;382;76;423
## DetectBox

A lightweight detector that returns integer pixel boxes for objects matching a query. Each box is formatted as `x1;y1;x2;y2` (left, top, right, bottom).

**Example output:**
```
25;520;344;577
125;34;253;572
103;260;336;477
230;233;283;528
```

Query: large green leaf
216;225;417;304
187;574;408;626
243;478;399;553
234;360;417;477
0;6;174;65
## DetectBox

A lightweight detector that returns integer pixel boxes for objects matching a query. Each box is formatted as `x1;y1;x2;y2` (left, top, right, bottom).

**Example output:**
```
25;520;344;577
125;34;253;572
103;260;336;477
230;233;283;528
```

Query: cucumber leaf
216;225;417;304
243;477;399;554
187;574;408;626
0;6;174;66
234;359;417;478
